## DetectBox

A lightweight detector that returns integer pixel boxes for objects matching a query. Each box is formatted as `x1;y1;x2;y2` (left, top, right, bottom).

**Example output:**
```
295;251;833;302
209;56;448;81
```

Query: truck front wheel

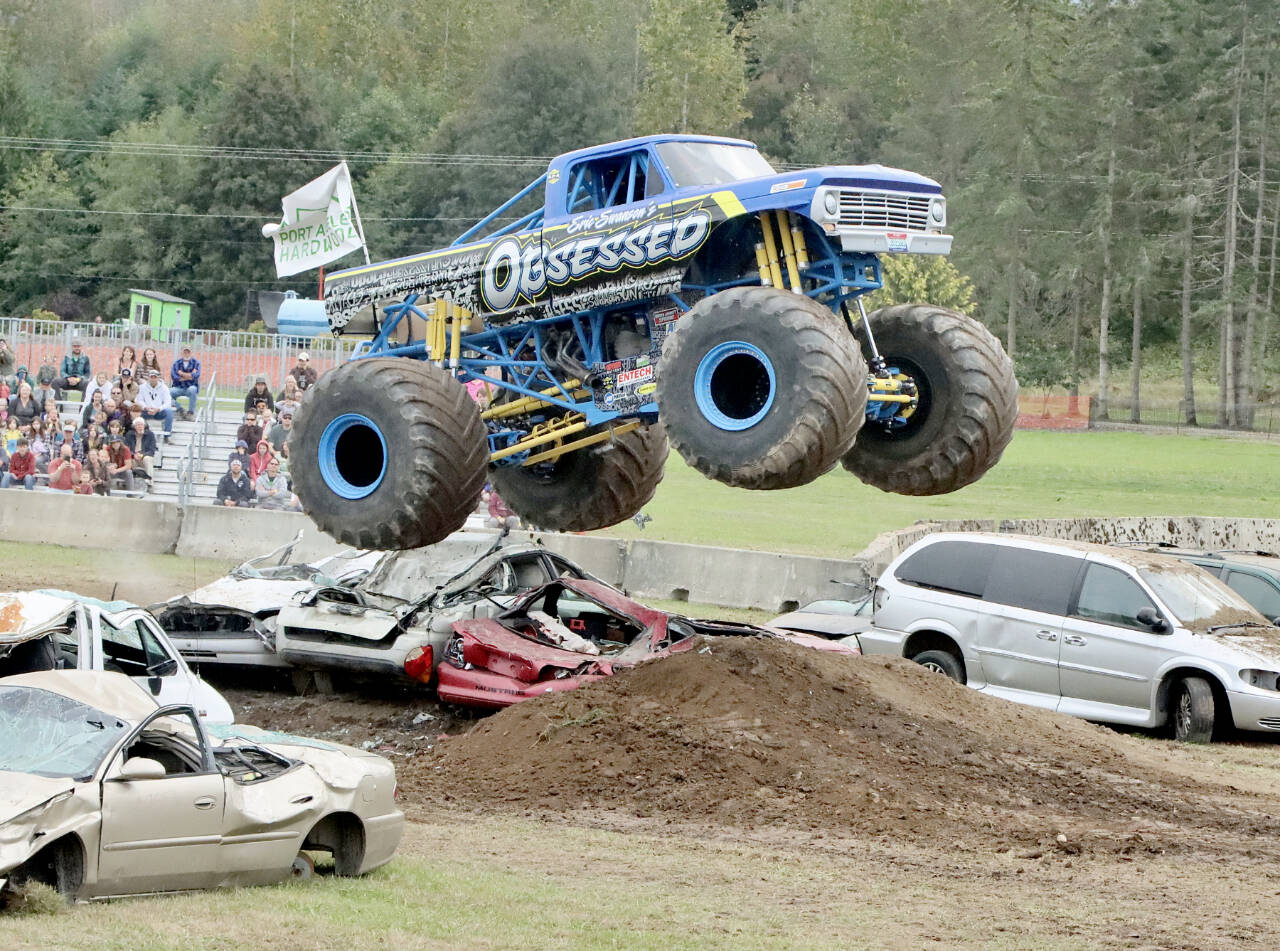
843;304;1017;496
290;358;488;550
657;286;867;490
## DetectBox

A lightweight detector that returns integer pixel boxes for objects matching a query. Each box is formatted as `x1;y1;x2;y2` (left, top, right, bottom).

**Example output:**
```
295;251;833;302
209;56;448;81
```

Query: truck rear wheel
490;423;667;532
290;358;487;550
657;286;867;490
842;304;1017;495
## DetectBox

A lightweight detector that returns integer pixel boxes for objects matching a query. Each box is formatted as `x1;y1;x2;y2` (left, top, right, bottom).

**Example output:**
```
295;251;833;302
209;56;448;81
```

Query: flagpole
341;161;373;265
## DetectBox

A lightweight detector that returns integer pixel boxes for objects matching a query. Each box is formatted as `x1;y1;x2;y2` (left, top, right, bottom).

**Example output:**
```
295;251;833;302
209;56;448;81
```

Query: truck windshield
655;142;775;188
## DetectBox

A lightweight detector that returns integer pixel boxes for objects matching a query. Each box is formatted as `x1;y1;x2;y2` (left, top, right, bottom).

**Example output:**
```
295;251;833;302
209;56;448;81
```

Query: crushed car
152;533;381;670
275;533;591;687
0;670;403;903
0;590;232;723
436;578;861;709
768;593;874;640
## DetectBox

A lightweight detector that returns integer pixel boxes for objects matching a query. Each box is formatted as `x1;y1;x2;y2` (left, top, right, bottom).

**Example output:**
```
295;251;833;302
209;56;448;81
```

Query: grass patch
0;882;65;917
596;429;1280;556
0;541;233;603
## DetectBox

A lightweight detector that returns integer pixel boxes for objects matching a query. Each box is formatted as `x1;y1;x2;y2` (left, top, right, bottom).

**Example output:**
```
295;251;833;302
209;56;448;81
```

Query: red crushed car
436;578;860;709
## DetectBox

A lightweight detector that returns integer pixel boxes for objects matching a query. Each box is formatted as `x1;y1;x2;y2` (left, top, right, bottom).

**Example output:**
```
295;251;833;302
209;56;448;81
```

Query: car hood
157;577;313;617
0;772;74;825
768;611;873;639
0;591;75;648
1192;626;1280;668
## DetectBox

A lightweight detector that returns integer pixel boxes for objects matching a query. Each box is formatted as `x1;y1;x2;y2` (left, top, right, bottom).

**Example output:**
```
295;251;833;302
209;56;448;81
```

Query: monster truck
288;134;1018;550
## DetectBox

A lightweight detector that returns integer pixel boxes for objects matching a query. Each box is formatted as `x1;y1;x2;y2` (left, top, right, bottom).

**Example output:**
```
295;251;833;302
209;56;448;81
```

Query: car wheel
290;852;316;881
1172;676;1217;743
912;649;965;683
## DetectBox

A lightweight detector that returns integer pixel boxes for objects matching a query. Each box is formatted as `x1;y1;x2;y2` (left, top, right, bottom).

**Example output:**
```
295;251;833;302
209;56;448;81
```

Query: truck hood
729;164;944;203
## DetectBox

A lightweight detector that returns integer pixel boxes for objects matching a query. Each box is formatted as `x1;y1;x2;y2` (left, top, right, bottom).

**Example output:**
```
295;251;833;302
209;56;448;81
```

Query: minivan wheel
1172;676;1216;743
912;649;965;683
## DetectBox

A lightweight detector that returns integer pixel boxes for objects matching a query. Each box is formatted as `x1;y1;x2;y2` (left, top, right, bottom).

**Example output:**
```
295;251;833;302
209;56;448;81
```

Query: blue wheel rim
693;340;777;431
318;413;388;500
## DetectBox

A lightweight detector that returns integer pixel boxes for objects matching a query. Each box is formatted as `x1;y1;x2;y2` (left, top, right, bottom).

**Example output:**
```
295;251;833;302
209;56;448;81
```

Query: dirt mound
403;638;1280;853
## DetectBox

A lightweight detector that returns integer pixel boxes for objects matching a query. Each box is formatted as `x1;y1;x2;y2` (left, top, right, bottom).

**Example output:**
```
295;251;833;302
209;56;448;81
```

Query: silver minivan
860;532;1280;742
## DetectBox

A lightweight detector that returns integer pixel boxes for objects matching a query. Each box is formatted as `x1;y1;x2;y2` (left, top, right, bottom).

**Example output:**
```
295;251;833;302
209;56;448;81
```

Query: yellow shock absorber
758;212;785;291
430;298;447;363
775;210;803;293
449;303;466;369
754;243;774;287
790;219;810;271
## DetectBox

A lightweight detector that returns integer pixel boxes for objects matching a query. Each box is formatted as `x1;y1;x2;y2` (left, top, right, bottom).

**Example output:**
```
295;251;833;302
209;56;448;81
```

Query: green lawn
595;429;1280;557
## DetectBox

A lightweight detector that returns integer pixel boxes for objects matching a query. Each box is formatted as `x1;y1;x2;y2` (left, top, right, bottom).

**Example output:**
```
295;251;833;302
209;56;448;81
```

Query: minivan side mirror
1136;607;1169;633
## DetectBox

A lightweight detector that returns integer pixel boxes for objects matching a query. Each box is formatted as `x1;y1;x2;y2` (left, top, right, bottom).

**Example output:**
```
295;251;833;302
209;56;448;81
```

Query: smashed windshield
0;686;128;780
1139;566;1268;631
655;142;776;188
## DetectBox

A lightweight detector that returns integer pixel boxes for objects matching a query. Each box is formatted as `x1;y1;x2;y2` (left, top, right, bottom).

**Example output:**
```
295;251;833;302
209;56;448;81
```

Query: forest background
0;0;1276;426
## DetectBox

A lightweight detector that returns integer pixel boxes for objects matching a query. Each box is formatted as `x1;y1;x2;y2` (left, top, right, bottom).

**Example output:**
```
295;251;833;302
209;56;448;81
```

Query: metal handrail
177;372;218;505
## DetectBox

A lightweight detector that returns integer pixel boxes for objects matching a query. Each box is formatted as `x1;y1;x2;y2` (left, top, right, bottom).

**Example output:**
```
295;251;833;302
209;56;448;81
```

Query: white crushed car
0;670;403;902
152;534;382;670
0;590;232;723
276;533;591;686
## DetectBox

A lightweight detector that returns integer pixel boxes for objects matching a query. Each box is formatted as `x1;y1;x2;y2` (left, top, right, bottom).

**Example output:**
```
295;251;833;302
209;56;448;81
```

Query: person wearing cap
33;377;58;417
117;366;139;406
47;442;82;492
242;376;276;413
288;351;317;391
216;457;254;507
52;419;82;461
56;337;91;397
267;408;294;453
228;439;252;471
125;416;158;480
170;345;201;419
136;368;175;438
105;434;135;492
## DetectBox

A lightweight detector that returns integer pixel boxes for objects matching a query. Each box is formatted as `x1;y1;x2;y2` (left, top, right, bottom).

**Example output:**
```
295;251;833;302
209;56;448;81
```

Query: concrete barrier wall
6;490;1279;611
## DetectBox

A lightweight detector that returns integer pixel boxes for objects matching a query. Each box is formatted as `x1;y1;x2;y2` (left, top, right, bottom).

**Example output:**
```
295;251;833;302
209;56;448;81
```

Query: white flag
265;162;366;277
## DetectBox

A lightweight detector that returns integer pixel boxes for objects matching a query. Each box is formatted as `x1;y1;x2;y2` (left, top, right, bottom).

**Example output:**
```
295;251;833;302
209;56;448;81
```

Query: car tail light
403;645;433;683
443;634;466;668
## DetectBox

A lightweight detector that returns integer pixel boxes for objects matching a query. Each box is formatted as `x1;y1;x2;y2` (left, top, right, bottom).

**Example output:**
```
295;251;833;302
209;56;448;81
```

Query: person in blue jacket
170;344;201;420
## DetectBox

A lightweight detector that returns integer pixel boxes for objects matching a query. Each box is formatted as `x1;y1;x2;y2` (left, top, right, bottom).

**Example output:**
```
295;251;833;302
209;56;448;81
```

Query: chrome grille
1257;716;1280;731
837;190;932;231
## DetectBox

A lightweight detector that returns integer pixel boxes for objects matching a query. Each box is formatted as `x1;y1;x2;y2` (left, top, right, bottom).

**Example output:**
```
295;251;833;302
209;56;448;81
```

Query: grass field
595;429;1280;557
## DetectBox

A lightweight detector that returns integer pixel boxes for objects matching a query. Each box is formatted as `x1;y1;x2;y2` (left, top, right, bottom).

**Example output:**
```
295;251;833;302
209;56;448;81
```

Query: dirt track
221;637;1280;864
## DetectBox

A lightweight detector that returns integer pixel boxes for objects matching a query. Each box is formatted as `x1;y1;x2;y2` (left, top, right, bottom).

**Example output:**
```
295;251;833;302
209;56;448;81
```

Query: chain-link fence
1091;398;1280;437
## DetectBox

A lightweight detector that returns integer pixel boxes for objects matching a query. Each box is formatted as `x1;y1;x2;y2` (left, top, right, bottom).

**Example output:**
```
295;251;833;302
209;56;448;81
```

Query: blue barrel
277;291;330;340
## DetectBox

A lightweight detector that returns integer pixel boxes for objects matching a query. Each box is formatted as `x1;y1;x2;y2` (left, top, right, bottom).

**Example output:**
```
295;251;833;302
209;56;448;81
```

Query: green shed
127;289;194;341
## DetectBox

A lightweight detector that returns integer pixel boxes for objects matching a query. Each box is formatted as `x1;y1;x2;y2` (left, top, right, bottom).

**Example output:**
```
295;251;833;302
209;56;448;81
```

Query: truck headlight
929;197;946;224
1239;669;1280;691
823;191;839;216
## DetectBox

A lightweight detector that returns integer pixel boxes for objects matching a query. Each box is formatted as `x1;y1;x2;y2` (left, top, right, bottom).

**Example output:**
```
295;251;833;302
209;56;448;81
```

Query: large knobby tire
1172;676;1217;744
656;286;867;490
290;359;487;550
491;423;668;532
842;304;1017;495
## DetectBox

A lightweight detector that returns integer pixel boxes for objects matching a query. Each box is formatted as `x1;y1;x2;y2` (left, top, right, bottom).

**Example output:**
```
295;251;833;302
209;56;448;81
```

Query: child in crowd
75;470;95;495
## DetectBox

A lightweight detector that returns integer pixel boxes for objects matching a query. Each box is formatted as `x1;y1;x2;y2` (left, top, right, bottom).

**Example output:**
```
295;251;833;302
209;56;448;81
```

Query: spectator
140;347;163;377
13;365;30;390
0;338;15;385
27;418;49;471
80;389;105;426
255;457;301;511
243;376;275;413
228;439;252;470
276;376;302;417
35;356;58;394
84;370;113;406
56;338;91;396
485;487;519;531
3;438;36;489
117;367;139;408
8;382;39;427
53;420;81;461
105;435;135;492
32;378;58;417
125;416;158;480
248;438;276;483
170;345;201;419
75;470;95;495
236;412;262;449
288;351;317;391
4;417;21;455
47;443;81;492
216;457;253;507
267;409;293;452
137;368;175;439
86;446;112;495
117;345;138;378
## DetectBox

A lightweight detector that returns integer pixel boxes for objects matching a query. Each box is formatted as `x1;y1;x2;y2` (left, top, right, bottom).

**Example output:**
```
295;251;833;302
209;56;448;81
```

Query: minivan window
1073;564;1158;631
895;541;995;598
982;547;1080;615
1225;571;1280;620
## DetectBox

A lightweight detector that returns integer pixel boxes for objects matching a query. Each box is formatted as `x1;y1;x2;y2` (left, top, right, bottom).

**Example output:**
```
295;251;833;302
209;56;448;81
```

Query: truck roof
550;133;757;169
